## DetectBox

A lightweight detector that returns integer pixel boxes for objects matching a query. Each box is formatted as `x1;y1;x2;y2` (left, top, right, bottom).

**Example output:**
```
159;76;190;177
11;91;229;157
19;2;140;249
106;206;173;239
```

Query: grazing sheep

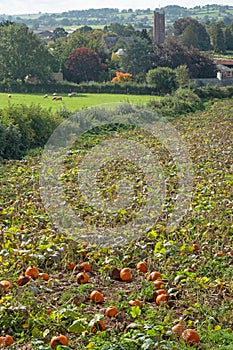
68;92;77;97
44;94;48;98
52;92;57;96
8;94;12;98
52;96;62;101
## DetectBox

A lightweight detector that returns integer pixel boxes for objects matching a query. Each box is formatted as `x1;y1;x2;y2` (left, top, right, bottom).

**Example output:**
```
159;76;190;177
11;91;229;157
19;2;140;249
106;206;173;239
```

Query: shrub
195;84;233;100
0;104;63;159
0;120;22;159
147;88;202;118
146;67;178;95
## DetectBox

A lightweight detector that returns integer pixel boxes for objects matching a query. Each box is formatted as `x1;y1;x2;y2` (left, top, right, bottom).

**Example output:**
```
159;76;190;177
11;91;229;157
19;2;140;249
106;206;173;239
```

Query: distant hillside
1;5;233;31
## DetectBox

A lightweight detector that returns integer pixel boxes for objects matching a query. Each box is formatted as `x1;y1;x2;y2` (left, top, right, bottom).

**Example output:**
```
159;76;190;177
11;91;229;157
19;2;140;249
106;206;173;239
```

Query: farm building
215;59;233;80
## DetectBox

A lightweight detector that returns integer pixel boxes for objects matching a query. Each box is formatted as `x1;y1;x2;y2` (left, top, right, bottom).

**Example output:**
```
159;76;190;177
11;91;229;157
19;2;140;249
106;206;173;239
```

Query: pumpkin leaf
68;319;87;333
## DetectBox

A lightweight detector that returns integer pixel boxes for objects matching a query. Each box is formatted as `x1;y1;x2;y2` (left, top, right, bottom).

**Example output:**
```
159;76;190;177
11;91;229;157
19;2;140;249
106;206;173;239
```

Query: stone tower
153;10;165;46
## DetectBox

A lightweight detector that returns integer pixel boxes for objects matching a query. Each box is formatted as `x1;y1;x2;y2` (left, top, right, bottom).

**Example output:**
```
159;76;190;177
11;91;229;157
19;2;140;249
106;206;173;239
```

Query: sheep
8;94;12;98
52;96;62;101
68;92;77;97
44;94;48;98
52;92;57;96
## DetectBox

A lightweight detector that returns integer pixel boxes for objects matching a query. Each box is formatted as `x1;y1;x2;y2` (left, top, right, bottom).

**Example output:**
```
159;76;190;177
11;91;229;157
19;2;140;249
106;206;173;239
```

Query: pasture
0;93;160;112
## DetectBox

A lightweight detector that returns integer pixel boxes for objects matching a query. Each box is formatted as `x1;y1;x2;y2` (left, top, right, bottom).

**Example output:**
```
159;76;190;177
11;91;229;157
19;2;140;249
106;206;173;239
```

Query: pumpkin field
0;98;232;349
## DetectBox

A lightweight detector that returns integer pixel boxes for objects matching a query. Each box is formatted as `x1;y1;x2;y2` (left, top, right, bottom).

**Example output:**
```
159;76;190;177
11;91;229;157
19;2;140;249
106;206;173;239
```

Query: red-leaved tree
64;47;105;83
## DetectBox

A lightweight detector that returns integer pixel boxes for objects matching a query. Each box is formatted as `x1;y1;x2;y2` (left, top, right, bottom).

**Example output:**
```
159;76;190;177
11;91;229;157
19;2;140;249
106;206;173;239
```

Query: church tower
153;10;165;46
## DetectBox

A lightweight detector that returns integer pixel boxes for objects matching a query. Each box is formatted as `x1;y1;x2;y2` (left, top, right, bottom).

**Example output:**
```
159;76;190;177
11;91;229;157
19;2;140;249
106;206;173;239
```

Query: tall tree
181;23;200;48
0;22;54;83
225;25;233;50
211;21;226;53
120;36;155;76
173;17;211;50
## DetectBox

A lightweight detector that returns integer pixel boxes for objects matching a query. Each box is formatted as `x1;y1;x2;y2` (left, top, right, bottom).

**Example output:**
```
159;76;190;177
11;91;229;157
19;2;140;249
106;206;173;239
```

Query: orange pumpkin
172;323;185;337
155;289;167;296
0;335;14;346
46;309;52;315
67;262;75;270
4;335;14;346
156;293;167;305
149;271;162;281
18;275;30;286
153;280;165;289
76;272;89;284
50;334;69;349
25;266;39;279
181;329;200;345
79;261;91;272
120;267;132;282
136;261;147;273
128;299;142;308
193;243;200;252
38;273;50;281
90;290;104;303
105;306;118;317
0;280;12;291
214;251;224;258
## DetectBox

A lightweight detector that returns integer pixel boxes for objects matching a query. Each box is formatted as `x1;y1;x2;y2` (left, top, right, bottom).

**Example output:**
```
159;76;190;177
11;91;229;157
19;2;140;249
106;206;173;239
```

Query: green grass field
0;93;159;112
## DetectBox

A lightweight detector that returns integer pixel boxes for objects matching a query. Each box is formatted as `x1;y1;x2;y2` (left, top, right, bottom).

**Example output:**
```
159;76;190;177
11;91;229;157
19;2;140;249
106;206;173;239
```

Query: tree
108;23;135;36
173;17;211;50
146;67;178;94
64;47;105;83
225;26;233;50
155;38;216;78
80;25;93;33
52;27;68;41
111;71;132;83
52;28;107;69
120;36;155;76
0;22;54;83
181;23;200;48
211;22;226;53
175;65;190;87
136;28;152;44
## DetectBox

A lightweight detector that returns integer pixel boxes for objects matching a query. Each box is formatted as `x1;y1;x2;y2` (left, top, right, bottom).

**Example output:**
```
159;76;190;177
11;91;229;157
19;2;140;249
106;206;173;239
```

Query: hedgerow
0;104;63;159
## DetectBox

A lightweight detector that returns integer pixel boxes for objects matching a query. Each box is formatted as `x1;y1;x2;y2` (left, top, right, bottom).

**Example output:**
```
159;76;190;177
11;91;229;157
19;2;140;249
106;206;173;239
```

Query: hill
1;5;233;31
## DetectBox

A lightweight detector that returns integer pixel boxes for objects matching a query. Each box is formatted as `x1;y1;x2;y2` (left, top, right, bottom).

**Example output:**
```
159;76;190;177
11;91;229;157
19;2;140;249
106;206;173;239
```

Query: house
34;30;54;43
215;59;233;80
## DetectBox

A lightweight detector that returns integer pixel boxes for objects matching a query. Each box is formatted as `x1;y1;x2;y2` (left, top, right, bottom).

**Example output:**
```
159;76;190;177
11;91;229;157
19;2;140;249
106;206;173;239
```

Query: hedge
0;104;63;159
0;81;158;95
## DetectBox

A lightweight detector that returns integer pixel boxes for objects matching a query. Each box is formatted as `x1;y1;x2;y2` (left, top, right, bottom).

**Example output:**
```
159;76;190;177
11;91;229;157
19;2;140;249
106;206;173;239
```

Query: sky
0;0;232;15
